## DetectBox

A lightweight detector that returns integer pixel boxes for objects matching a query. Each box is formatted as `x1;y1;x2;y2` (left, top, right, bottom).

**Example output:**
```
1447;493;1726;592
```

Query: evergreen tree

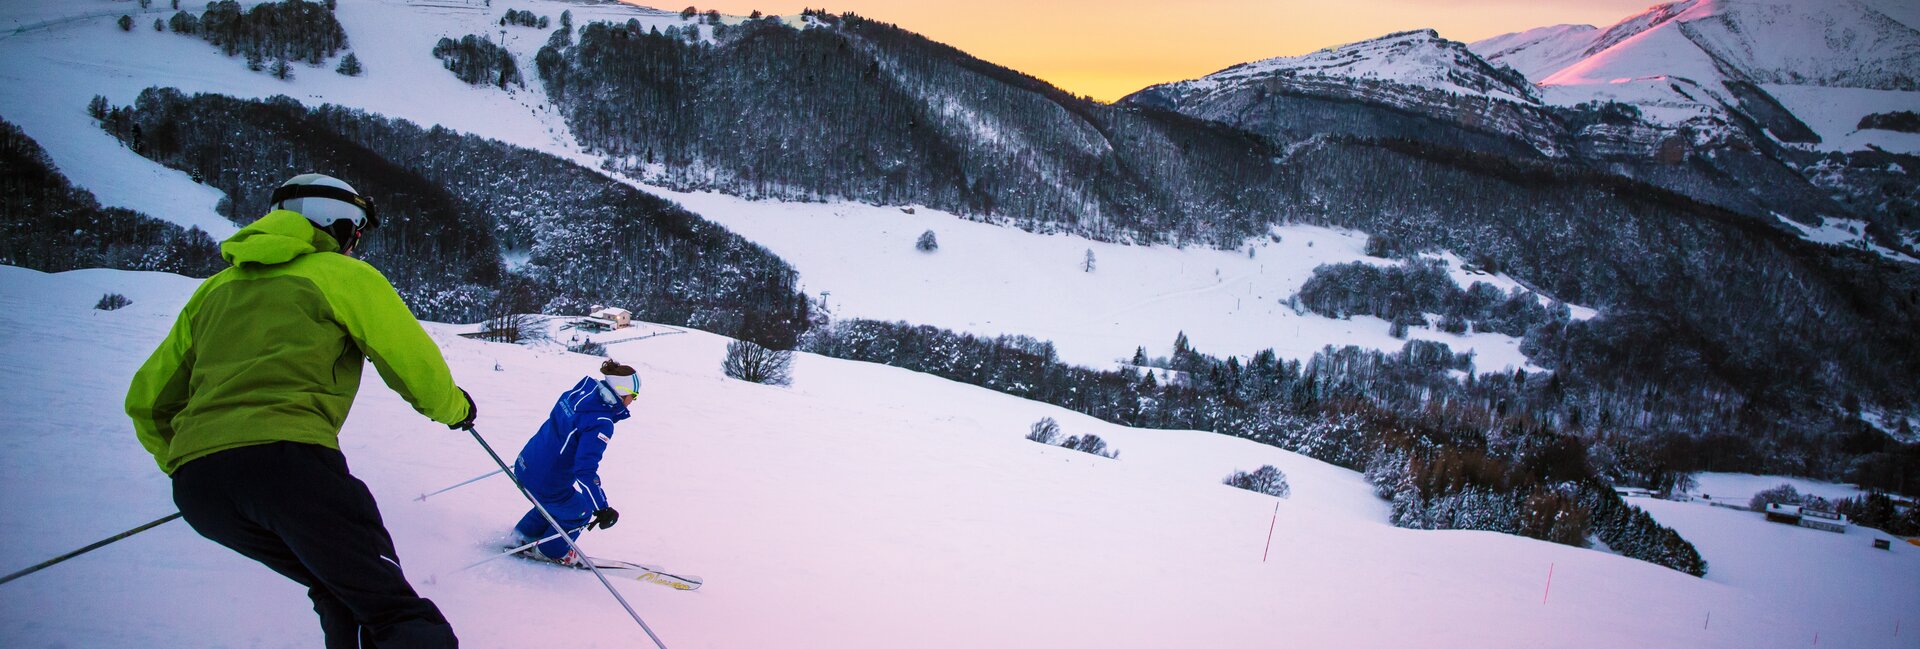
270;57;293;80
118;15;134;31
335;51;362;76
916;229;938;252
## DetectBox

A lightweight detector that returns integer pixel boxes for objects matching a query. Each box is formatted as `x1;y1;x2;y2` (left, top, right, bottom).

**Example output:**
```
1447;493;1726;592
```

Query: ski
585;558;704;591
507;549;703;591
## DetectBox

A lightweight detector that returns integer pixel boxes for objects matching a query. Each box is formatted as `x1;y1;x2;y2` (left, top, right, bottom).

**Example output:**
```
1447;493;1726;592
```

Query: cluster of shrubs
1224;465;1290;498
1293;259;1566;339
500;9;548;29
1857;111;1920;133
162;0;348;76
95;293;132;311
1024;418;1119;459
433;35;521;88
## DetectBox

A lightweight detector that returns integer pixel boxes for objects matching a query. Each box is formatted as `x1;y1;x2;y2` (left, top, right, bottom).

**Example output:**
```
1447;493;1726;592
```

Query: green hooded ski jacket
126;210;470;474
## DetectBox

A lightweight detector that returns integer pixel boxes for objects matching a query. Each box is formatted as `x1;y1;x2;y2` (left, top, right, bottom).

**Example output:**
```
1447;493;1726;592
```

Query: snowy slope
2;265;1917;648
1469;24;1600;82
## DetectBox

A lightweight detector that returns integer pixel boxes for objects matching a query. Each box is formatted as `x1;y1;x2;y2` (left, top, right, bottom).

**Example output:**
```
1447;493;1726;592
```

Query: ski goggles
269;183;380;231
606;374;641;397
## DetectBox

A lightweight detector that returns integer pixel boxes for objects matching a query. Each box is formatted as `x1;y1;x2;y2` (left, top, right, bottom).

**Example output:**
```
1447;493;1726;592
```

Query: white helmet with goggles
271;173;379;254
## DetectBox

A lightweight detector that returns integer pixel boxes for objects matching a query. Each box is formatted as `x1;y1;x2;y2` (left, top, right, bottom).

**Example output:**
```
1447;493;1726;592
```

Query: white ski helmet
270;173;379;252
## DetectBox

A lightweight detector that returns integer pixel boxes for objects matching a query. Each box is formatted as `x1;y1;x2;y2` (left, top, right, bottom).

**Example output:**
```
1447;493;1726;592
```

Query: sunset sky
673;0;1660;101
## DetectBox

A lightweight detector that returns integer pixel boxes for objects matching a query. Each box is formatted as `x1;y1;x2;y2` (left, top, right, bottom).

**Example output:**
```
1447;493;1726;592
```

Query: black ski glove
591;507;619;530
450;388;477;430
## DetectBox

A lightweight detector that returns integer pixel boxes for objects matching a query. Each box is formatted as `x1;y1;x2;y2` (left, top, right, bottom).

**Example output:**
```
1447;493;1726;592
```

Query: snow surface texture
2;266;1918;648
1469;0;1920;154
0;0;1574;374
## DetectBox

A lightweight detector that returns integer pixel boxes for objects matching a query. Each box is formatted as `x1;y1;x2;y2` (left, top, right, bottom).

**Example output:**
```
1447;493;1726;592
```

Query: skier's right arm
126;292;203;471
322;259;472;427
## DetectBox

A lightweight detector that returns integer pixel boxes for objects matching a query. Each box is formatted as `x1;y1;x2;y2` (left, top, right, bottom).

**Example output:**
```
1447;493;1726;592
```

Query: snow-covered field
2;265;1917;648
1691;472;1871;505
663;187;1562;370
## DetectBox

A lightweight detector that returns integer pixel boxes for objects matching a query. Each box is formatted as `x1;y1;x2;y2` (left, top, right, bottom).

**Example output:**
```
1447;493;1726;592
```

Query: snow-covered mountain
1155;29;1539;105
1470;0;1920;154
1124;29;1564;156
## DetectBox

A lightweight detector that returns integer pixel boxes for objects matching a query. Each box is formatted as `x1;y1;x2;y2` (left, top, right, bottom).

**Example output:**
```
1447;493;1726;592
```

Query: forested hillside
96;89;810;346
0;118;220;276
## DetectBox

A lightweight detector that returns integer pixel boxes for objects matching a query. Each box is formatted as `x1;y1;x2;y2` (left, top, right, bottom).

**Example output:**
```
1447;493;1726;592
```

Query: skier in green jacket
127;173;474;648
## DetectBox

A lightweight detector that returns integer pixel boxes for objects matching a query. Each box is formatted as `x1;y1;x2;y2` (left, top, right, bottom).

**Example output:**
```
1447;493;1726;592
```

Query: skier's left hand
592;507;619;530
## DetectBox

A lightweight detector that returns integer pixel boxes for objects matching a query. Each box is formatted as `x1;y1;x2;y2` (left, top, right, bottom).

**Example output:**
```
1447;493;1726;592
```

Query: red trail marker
1262;501;1279;562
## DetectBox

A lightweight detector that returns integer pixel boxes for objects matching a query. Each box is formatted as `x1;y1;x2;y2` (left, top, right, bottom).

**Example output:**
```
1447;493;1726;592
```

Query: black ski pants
172;441;457;648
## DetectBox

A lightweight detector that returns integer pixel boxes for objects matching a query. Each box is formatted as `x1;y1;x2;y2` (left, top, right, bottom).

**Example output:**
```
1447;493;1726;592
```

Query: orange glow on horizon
645;0;1659;102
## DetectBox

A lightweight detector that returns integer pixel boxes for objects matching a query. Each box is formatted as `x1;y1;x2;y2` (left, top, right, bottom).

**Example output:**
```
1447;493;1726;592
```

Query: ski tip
635;571;703;590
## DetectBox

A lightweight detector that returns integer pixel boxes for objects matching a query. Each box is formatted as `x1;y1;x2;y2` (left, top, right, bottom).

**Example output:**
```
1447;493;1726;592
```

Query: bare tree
1060;434;1119;459
723;339;792;385
480;313;547;344
1026;417;1060;444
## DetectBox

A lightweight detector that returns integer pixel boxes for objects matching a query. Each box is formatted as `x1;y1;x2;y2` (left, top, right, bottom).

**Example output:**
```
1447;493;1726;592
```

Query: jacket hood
220;210;339;267
571;376;634;422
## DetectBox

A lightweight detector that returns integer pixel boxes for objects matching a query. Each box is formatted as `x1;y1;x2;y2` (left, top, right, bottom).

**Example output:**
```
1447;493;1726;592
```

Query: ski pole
0;512;182;587
460;525;592;572
463;425;669;649
415;468;504;502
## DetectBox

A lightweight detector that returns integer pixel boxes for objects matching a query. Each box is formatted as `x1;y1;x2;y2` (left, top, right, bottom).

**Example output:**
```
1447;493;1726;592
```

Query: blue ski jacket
513;376;631;510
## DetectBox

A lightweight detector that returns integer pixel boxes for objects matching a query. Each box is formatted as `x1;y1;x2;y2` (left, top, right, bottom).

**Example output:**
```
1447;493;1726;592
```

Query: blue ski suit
512;376;631;559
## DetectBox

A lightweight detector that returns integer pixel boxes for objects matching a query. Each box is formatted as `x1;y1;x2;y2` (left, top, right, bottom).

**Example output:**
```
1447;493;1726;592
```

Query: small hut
582;305;632;331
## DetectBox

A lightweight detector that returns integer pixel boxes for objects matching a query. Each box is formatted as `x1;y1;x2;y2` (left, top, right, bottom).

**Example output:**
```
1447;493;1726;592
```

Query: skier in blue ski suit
512;360;637;564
